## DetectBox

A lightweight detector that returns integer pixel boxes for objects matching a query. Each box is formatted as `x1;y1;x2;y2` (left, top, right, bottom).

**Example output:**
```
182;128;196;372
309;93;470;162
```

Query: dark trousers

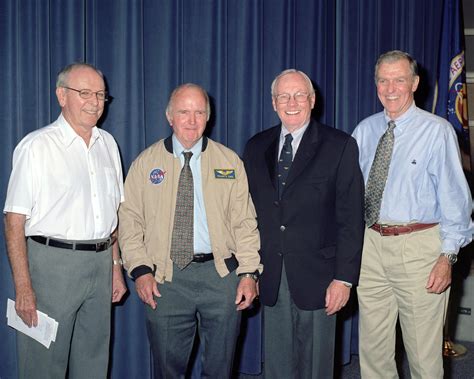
145;260;241;379
263;263;336;379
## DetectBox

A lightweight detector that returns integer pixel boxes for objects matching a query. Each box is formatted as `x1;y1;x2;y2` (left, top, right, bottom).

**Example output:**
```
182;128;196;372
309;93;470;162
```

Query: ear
310;93;316;109
166;111;173;126
56;87;66;107
272;97;277;112
412;75;420;93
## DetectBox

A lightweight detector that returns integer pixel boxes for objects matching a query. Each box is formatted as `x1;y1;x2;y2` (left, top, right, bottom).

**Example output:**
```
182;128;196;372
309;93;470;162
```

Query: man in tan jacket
119;83;262;378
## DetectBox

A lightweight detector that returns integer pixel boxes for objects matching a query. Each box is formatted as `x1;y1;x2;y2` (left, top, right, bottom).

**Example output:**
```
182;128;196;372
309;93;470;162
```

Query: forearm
4;213;31;291
111;229;121;261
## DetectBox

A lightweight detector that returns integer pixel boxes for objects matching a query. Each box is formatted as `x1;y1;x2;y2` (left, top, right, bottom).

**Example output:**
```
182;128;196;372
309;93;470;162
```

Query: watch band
238;272;259;281
113;258;123;266
440;252;457;265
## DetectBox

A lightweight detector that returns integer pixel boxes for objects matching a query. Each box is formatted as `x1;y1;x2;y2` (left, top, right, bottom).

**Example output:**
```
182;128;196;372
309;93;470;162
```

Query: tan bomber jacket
118;136;262;283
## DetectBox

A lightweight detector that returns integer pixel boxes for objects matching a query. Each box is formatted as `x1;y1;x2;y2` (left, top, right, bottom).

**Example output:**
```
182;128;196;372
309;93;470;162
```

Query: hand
325;280;350;315
235;277;258;311
15;285;38;327
135;273;161;309
112;265;128;303
426;256;452;294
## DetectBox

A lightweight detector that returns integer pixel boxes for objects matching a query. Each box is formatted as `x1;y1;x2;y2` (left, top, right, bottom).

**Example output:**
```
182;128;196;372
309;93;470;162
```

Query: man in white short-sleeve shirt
4;62;127;379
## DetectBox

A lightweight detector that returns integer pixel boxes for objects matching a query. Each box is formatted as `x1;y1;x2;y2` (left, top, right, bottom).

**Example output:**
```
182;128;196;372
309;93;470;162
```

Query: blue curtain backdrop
0;0;445;378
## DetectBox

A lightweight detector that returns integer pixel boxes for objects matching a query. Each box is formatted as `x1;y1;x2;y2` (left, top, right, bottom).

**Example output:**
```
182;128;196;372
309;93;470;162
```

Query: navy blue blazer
243;120;365;310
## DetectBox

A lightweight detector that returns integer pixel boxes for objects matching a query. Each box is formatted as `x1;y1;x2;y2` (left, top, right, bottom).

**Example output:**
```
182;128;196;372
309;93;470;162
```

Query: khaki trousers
358;225;449;379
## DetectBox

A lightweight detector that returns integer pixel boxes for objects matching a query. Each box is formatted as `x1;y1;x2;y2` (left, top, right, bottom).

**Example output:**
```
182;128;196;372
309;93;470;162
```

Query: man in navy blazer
243;69;364;378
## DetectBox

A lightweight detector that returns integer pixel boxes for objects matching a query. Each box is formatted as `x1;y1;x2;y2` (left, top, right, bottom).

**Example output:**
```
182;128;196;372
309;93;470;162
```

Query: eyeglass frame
274;91;312;104
61;86;109;102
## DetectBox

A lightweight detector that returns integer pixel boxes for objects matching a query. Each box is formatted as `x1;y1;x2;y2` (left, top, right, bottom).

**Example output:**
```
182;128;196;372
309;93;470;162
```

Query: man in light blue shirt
353;50;473;378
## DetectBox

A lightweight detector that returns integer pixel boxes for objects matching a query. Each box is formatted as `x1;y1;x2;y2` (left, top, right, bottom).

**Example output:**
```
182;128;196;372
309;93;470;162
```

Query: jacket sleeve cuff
130;265;153;280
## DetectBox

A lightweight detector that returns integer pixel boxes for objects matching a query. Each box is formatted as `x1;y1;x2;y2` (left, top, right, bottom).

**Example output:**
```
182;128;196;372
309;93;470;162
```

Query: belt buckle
378;224;391;236
96;241;109;252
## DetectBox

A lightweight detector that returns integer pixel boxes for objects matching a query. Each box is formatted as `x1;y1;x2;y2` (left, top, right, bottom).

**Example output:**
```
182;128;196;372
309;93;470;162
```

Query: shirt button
280;225;286;232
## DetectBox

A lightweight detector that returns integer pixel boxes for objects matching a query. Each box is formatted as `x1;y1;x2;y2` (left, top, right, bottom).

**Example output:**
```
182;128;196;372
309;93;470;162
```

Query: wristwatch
113;258;123;266
440;252;457;265
238;271;260;282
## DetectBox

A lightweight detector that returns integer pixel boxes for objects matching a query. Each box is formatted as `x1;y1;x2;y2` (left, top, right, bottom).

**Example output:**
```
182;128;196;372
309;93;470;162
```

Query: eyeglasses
274;92;310;104
62;86;109;102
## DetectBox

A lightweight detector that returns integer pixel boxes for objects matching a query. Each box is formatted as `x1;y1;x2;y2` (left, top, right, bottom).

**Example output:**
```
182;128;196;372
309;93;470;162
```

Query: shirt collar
172;134;203;160
57;113;101;148
280;121;310;142
383;101;417;133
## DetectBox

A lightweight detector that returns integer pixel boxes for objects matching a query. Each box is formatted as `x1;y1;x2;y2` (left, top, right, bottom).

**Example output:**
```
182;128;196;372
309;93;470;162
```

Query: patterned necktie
278;133;293;199
170;151;194;269
365;120;397;227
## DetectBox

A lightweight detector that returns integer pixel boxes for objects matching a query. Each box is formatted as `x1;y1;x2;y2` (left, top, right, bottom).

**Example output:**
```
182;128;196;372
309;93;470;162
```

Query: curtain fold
0;1;445;377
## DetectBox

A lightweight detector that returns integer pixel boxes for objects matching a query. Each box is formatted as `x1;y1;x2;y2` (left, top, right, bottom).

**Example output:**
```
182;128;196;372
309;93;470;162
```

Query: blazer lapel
285;121;321;189
264;130;280;191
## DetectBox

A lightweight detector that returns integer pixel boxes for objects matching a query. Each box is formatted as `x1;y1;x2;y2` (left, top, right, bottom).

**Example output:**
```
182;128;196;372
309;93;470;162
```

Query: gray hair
166;83;211;121
56;62;104;88
271;69;315;97
374;50;418;83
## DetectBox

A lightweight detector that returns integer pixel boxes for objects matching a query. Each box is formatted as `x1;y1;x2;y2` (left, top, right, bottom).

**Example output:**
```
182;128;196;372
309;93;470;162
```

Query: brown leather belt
370;223;438;236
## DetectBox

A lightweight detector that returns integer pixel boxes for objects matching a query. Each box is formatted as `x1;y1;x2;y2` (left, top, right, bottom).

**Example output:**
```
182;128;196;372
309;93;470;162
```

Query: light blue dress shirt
278;122;309;159
172;135;212;254
352;102;473;253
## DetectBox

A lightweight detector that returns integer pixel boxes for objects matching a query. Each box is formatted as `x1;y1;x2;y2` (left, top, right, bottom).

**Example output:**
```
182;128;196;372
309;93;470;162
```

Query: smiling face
272;72;315;132
166;86;208;149
376;58;419;120
56;66;106;136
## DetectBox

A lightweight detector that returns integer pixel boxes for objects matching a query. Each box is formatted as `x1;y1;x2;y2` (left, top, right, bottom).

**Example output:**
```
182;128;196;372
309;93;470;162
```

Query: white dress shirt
4;114;124;240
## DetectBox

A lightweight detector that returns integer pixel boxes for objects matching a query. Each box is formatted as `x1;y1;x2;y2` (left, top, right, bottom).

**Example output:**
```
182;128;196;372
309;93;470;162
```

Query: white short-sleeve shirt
4;114;124;240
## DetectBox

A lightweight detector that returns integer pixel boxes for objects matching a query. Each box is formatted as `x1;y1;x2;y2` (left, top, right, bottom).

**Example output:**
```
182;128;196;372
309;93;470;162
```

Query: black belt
192;253;214;263
30;235;112;252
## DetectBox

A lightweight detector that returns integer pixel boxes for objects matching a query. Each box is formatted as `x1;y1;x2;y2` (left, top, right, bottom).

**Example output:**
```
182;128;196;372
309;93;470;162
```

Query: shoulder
314;121;351;141
14;121;60;152
413;107;453;133
246;125;280;147
131;139;168;167
353;111;384;134
206;138;241;163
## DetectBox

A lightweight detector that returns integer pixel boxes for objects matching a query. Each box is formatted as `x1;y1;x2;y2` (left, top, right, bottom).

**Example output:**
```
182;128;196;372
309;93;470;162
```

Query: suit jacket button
280;225;286;231
273;201;279;207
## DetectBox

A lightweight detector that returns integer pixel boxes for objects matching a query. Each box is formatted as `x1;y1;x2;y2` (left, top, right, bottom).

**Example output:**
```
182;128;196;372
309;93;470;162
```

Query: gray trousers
263;263;336;379
17;238;112;379
145;260;241;379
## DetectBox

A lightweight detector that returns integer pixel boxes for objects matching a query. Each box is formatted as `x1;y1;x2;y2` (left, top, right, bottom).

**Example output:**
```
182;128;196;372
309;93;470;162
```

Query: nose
287;95;298;106
89;94;100;105
189;112;196;124
387;81;395;93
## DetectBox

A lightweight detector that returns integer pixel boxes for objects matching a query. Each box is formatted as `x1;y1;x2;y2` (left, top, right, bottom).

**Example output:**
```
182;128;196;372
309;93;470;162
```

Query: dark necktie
278;133;293;199
365;120;397;226
170;151;194;269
